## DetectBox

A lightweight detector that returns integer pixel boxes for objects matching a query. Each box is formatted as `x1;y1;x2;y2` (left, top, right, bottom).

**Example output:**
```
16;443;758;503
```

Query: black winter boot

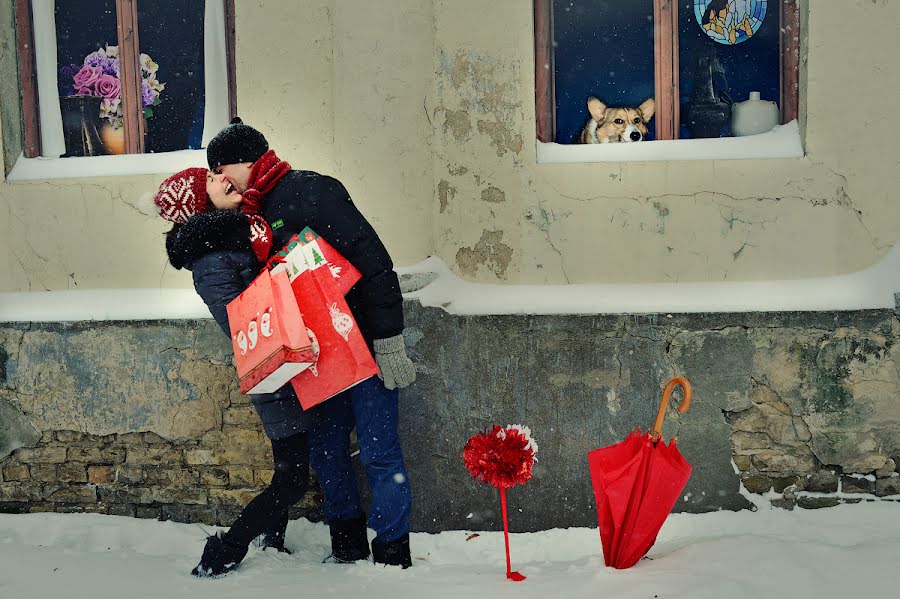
325;515;371;563
372;534;412;569
252;512;292;554
191;532;249;578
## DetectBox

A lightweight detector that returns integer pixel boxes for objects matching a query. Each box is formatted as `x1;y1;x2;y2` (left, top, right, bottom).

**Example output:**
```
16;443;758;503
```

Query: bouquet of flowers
59;45;165;129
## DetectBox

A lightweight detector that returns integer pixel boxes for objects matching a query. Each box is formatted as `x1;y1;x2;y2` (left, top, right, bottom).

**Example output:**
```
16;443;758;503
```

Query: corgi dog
578;97;656;144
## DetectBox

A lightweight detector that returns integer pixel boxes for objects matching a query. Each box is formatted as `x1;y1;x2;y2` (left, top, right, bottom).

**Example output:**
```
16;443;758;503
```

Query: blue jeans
308;376;412;543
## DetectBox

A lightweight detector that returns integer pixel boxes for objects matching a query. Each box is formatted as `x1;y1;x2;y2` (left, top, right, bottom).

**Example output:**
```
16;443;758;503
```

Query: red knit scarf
240;150;291;263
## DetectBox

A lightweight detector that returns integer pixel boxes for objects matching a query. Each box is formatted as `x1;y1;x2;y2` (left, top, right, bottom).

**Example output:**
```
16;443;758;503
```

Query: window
534;0;800;147
14;0;236;159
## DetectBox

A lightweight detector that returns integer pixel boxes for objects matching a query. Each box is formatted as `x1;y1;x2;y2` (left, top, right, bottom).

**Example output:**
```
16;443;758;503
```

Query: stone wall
1;303;898;531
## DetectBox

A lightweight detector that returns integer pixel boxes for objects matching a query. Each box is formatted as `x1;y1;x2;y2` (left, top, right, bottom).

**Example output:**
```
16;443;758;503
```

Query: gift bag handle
649;377;692;442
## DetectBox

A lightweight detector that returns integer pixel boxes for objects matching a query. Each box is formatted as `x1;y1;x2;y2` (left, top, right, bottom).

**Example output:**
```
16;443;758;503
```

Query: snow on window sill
6;149;208;182
536;120;803;164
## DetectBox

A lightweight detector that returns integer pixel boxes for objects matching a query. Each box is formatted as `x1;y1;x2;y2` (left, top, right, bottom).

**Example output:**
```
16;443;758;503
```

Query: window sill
6;149;208;182
536;120;803;164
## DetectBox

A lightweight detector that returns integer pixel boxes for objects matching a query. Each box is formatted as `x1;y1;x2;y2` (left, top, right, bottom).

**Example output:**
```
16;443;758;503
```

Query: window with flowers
15;0;236;159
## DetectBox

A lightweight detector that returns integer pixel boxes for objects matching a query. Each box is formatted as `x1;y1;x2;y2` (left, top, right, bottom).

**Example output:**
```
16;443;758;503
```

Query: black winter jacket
261;171;404;347
166;210;317;440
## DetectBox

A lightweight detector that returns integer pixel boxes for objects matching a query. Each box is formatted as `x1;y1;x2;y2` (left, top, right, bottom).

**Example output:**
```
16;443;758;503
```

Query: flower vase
59;95;105;157
101;123;126;155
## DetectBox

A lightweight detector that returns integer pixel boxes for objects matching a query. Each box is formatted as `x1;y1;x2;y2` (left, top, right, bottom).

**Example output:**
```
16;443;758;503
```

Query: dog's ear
587;97;607;123
638;98;656;122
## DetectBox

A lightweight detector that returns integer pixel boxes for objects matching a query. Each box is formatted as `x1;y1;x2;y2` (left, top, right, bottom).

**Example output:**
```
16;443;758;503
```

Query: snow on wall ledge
2;243;900;322
536;120;803;163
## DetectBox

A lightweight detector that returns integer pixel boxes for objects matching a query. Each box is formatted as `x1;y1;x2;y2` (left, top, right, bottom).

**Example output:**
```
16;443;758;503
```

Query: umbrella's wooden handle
650;377;692;442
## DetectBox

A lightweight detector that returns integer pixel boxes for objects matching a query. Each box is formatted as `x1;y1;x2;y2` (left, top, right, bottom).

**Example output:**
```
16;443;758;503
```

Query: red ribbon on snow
463;425;537;582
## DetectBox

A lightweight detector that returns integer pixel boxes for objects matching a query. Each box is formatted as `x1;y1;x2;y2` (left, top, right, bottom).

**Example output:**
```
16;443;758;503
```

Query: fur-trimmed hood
165;210;254;270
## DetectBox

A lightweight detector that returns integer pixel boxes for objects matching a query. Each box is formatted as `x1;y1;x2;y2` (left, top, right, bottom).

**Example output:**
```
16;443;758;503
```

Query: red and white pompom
463;424;538;489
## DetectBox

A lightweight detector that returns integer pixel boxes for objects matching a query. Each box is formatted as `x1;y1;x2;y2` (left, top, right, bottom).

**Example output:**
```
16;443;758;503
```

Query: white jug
730;91;779;137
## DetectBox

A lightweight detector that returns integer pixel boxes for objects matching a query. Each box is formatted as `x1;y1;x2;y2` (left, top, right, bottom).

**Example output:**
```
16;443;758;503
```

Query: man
207;118;416;568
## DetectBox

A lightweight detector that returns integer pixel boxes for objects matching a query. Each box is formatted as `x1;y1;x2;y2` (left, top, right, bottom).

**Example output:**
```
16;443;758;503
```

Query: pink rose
73;65;103;91
93;74;120;100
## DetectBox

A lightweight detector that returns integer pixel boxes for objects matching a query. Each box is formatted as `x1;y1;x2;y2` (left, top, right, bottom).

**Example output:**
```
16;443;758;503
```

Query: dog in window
578;97;656;144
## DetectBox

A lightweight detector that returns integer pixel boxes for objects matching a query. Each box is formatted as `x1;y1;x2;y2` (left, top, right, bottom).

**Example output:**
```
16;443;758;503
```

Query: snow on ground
1;500;897;599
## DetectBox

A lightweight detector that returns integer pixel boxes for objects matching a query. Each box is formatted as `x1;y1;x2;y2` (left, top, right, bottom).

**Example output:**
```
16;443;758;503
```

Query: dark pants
308;376;412;544
223;431;309;547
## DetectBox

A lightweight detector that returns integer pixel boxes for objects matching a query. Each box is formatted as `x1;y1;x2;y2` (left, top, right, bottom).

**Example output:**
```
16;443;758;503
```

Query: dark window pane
553;0;656;144
679;0;779;138
138;0;206;152
55;0;118;96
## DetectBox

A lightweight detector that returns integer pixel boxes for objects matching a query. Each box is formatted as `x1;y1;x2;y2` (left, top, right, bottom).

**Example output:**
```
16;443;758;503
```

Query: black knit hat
207;117;269;169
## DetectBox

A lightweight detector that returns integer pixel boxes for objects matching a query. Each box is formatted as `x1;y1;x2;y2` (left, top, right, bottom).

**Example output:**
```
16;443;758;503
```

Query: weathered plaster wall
3;0;900;292
430;0;900;283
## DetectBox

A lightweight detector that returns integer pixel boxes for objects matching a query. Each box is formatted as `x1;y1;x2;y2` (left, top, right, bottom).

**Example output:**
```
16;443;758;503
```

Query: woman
154;168;318;577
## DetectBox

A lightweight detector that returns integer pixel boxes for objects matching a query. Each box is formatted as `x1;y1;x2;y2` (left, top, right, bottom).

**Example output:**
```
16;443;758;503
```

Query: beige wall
1;0;899;292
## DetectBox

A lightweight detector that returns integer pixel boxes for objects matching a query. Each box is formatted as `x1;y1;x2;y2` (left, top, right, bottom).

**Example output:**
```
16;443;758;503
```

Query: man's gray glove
373;334;416;390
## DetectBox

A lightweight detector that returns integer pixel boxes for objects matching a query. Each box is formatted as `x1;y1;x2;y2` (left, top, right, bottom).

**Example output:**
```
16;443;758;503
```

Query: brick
222;427;261;448
13;446;67;464
2;464;29;482
161;504;217;524
875;477;900;497
126;446;183;465
136;506;161;520
228;467;255;487
114;465;145;485
57;503;106;514
150;487;208;506
200;468;229;487
185;449;224;466
57;463;88;483
142;467;199;487
116;433;146;444
55;431;83;443
797;496;840;509
98;486;154;505
741;475;772;494
87;466;116;485
27;503;55;513
209;488;257;508
841;475;875;494
255;469;275;486
39;432;55;443
0;503;30;514
29;464;57;482
221;448;270;467
804;471;839;493
68;446;126;465
143;432;168;444
47;485;98;504
0;484;41;502
107;504;136;517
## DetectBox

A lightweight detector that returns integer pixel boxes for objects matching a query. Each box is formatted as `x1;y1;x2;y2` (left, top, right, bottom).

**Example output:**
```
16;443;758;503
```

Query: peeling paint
438;179;456;213
448;165;468;176
443;110;472;141
477;119;524;157
481;187;505;203
455;229;514;279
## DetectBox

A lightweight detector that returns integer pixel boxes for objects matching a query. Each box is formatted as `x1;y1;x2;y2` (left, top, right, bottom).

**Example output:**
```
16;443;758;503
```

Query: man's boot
372;534;411;569
325;515;371;563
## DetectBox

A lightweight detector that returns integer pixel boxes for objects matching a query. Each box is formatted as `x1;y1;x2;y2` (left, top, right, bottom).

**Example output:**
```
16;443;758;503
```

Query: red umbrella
587;377;693;569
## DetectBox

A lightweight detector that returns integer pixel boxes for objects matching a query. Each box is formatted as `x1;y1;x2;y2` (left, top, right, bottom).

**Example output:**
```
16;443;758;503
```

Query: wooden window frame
533;0;800;143
14;0;238;158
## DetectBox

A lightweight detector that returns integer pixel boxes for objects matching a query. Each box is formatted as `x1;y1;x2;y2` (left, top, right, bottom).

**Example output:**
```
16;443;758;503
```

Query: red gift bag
226;269;315;395
270;227;361;295
288;265;379;410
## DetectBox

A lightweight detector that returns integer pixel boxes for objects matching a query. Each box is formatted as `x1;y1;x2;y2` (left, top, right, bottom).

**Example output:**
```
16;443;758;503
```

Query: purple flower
141;78;155;108
58;63;81;95
73;65;103;93
94;74;120;101
83;50;106;68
